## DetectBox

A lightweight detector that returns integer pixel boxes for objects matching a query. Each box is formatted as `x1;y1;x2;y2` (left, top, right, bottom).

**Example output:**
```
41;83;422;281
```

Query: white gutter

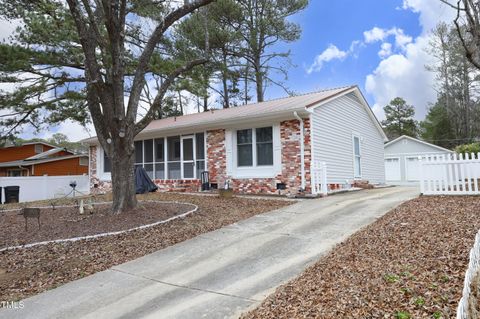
293;111;306;191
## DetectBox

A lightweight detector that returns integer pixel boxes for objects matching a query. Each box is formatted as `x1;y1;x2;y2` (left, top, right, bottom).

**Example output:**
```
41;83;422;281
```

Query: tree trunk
255;64;264;102
203;96;208;112
244;65;249;105
109;141;137;213
222;49;230;108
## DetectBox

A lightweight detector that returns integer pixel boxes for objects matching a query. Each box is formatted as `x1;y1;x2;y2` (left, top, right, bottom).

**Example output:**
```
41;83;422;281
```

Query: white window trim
229;124;280;179
235;126;274;168
352;134;362;179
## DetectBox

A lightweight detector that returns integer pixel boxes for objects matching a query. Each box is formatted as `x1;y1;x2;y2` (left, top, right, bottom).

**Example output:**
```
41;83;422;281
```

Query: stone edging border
0;200;198;253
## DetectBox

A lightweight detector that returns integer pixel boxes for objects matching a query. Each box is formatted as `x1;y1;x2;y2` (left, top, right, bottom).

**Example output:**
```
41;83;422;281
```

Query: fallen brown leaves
242;196;480;319
0;193;289;302
0;202;190;248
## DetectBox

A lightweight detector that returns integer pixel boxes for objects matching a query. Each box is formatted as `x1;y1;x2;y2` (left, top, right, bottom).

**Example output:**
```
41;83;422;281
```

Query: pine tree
382;97;418;140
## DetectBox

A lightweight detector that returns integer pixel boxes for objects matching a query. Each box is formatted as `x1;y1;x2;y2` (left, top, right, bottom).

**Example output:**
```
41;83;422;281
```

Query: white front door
385;158;400;181
406;157;421;181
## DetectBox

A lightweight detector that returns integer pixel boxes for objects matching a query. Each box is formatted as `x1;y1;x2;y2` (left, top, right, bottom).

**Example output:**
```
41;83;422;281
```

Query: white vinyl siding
311;92;385;184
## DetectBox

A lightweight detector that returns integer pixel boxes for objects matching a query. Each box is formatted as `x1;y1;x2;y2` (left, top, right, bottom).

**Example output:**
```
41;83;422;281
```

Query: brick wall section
205;119;311;195
89;145;97;177
89;118;312;195
206;129;227;186
280;118;311;193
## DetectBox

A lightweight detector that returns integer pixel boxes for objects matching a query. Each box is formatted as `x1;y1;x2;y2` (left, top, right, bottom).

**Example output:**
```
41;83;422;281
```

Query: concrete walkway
1;187;419;319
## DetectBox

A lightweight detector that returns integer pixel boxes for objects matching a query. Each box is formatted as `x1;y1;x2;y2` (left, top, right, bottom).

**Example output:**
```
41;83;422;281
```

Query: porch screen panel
196;133;205;178
167;136;181;179
144;139;154;178
155;138;165;179
134;141;143;170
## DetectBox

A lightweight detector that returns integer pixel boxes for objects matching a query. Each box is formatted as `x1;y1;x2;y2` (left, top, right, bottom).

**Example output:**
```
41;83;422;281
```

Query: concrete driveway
1;186;419;319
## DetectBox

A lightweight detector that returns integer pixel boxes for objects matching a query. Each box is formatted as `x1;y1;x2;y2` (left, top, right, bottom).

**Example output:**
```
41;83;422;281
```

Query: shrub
455;142;480;155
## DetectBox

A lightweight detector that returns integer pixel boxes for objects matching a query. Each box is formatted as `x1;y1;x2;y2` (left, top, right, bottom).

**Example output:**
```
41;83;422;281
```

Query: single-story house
84;85;387;195
0;142;88;177
384;135;453;183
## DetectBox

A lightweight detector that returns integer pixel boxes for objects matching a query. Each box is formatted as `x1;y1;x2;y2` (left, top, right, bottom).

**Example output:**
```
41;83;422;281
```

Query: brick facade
89;118;311;195
204;119;311;195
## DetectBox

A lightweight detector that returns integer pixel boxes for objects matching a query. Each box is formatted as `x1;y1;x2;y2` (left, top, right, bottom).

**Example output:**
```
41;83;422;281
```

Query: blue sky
266;0;455;122
269;0;421;96
0;0;455;141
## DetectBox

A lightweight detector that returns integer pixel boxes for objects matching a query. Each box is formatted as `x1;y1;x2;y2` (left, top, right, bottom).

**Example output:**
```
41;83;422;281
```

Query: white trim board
384;135;453;153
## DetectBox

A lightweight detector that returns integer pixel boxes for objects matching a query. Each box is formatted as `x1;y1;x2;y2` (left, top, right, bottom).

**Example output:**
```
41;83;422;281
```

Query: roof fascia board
385;135;454;153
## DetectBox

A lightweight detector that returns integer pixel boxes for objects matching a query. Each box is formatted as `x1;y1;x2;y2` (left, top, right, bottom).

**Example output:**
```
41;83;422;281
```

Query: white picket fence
0;175;89;203
457;229;480;319
420;153;480;195
311;161;328;196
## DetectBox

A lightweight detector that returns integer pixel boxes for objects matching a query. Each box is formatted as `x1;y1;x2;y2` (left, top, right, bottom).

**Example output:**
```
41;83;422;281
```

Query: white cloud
402;0;455;32
363;27;412;50
365;0;455;121
366;36;436;121
0;19;20;42
364;27;389;43
307;44;348;74
378;42;392;59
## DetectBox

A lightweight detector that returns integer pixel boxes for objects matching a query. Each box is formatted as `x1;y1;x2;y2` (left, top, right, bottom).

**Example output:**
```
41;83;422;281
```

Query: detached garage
384;135;453;184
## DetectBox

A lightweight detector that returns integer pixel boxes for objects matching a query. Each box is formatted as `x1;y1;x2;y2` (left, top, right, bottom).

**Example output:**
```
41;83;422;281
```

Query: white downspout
293;111;306;191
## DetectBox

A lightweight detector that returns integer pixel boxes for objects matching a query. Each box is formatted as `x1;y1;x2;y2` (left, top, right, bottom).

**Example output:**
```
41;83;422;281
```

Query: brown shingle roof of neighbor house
83;85;383;144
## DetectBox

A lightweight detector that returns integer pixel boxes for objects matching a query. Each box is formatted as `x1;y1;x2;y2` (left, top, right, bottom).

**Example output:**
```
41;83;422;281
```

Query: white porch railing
311;161;328;196
420;153;480;195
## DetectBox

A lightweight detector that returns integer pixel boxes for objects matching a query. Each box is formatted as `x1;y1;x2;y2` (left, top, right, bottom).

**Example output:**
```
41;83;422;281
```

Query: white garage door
385;158;400;181
406;157;421;181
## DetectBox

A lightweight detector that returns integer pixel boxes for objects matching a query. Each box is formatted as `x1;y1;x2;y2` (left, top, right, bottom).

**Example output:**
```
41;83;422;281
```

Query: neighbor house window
35;144;43;154
236;126;273;167
79;157;88;166
7;169;24;177
353;136;361;178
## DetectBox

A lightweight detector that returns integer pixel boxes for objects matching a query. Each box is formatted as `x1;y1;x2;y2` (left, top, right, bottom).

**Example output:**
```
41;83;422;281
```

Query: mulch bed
0;192;289;302
242;196;480;319
0;201;191;249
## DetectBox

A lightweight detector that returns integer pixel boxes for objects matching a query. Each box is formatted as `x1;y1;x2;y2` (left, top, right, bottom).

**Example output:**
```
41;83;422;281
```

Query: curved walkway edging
0;200;198;253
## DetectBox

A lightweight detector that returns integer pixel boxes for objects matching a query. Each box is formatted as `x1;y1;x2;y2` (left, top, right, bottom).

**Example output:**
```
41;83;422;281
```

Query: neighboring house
0;142;89;177
384;135;453;184
84;85;387;195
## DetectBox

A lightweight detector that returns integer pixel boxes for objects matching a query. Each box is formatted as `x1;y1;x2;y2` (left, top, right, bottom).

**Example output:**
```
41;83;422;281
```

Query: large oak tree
0;0;214;213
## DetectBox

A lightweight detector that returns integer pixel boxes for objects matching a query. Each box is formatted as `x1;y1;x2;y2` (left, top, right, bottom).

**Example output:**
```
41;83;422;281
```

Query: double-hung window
237;127;273;167
353;136;362;178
